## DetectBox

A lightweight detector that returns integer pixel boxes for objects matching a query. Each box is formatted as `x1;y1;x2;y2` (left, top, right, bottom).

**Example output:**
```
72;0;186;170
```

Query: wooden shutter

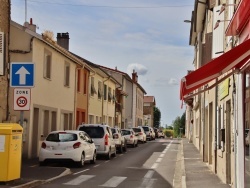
201;33;212;66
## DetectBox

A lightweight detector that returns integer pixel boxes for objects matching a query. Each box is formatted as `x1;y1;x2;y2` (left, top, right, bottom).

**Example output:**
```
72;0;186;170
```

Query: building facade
181;0;250;187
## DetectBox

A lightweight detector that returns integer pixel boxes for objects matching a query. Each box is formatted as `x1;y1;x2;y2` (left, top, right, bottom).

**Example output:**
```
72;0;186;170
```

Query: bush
164;129;174;138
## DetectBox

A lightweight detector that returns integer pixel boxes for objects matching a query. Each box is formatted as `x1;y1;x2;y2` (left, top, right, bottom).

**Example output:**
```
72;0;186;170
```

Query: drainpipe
203;92;205;161
215;79;218;174
232;74;237;188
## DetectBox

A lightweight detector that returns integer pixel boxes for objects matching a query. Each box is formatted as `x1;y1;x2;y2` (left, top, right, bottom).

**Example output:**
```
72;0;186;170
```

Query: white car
158;130;165;138
39;130;96;167
246;130;249;147
132;127;146;143
111;127;127;153
141;126;155;141
121;129;138;147
78;124;116;160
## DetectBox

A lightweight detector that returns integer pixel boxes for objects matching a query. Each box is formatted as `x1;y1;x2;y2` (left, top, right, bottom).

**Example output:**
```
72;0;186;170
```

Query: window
64;62;70;87
77;69;81;92
112;89;116;103
98;81;102;99
83;72;87;94
104;84;107;100
90;77;97;96
108;87;112;102
44;50;52;79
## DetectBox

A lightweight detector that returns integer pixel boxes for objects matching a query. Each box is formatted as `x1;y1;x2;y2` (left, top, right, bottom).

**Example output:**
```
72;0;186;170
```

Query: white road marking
94;164;100;167
159;153;165;158
105;160;110;163
144;170;154;179
99;176;127;187
156;158;162;163
73;169;89;175
63;175;95;185
151;163;159;169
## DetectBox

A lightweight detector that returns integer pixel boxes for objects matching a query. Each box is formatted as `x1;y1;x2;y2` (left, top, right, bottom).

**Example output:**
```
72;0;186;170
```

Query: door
226;100;231;184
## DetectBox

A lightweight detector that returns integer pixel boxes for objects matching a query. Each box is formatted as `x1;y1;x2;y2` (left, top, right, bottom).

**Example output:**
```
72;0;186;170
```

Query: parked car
132;127;146;143
158;130;165;138
154;128;159;138
111;127;127;153
39;130;96;167
141;126;155;141
121;129;138;147
246;129;249;147
78;124;116;160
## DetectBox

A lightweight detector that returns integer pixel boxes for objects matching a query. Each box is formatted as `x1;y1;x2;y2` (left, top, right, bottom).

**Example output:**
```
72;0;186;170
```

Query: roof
10;20;94;72
144;96;155;104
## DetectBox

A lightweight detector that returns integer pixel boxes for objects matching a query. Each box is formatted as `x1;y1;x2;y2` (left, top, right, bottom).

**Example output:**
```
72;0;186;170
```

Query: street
36;138;177;188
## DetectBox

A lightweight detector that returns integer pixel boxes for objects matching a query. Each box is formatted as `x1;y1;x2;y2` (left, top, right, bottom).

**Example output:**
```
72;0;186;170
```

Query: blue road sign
10;62;34;87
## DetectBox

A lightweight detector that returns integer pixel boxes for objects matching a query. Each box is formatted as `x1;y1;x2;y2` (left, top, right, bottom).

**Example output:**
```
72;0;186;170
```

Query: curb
173;139;186;188
11;168;72;188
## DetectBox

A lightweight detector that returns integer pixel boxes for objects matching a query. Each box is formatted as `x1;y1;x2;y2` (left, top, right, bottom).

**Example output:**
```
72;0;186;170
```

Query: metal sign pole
20;111;24;127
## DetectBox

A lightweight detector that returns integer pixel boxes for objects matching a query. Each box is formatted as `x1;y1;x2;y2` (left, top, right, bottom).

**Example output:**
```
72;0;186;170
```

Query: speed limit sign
14;88;31;110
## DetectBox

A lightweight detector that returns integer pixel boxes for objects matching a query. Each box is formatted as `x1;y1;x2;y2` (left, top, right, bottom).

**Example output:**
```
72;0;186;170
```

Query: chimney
57;32;69;50
132;69;138;83
24;18;37;32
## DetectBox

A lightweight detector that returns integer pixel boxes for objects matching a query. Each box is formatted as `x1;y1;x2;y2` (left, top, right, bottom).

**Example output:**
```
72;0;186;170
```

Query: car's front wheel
106;149;111;160
77;153;85;167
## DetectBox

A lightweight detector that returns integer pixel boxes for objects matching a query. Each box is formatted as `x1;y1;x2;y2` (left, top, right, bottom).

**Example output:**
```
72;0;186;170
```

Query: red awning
180;39;250;100
226;0;250;36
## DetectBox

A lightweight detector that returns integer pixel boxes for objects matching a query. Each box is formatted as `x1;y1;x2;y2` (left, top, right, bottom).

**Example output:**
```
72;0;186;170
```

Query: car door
79;132;91;160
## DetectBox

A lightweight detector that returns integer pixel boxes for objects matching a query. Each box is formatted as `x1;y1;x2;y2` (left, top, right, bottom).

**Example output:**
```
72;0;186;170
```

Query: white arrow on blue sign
10;62;35;87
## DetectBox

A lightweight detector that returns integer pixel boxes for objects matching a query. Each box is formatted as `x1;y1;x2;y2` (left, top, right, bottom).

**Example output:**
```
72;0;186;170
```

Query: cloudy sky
11;0;194;126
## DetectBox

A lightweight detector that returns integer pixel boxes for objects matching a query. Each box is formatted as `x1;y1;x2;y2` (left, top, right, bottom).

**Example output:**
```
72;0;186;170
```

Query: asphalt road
37;138;179;188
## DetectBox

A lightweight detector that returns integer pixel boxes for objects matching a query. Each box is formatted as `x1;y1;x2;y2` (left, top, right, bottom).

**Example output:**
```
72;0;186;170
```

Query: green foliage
164;129;174;137
153;107;161;128
172;112;186;137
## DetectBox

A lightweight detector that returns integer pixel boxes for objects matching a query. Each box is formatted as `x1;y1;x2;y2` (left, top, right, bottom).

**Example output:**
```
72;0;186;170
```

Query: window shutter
0;32;4;75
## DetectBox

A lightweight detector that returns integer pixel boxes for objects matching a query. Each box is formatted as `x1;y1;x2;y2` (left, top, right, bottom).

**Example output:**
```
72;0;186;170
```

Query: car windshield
132;128;141;133
142;127;149;131
121;130;131;135
79;126;104;138
46;132;77;142
111;128;116;134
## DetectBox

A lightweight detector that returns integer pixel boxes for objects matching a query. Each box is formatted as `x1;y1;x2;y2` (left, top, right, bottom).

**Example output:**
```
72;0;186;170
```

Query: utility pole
0;0;10;122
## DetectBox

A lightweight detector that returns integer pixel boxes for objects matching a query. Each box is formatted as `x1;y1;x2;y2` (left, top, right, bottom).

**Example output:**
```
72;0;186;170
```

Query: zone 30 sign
14;88;31;111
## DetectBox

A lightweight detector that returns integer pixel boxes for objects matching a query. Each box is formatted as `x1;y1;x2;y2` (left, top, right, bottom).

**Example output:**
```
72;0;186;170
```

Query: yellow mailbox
0;123;23;182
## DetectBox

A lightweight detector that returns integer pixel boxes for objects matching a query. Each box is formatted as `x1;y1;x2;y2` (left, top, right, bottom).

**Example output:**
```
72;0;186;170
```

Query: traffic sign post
14;88;31;111
10;62;34;87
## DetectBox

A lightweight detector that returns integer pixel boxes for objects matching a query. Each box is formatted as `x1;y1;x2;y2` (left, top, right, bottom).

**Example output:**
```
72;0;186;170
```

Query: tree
153;107;161;128
172;112;186;137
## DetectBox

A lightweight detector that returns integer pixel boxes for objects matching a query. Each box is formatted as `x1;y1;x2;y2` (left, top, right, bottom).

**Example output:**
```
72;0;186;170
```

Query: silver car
78;124;116;160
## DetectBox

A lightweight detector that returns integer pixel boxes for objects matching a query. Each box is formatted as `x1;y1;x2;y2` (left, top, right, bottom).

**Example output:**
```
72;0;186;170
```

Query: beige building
9;20;88;158
181;0;250;187
0;0;10;123
98;66;132;129
143;96;156;127
131;70;146;127
56;33;94;129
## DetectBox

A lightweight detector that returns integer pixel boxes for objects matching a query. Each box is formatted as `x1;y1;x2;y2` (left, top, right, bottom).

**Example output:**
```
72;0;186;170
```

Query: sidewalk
0;158;71;188
180;138;231;188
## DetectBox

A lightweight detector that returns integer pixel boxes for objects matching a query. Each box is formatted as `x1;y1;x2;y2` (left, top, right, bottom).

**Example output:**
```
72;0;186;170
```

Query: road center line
73;169;89;175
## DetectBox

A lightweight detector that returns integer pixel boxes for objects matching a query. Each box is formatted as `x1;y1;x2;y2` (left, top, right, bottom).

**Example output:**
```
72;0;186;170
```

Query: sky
11;0;195;126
